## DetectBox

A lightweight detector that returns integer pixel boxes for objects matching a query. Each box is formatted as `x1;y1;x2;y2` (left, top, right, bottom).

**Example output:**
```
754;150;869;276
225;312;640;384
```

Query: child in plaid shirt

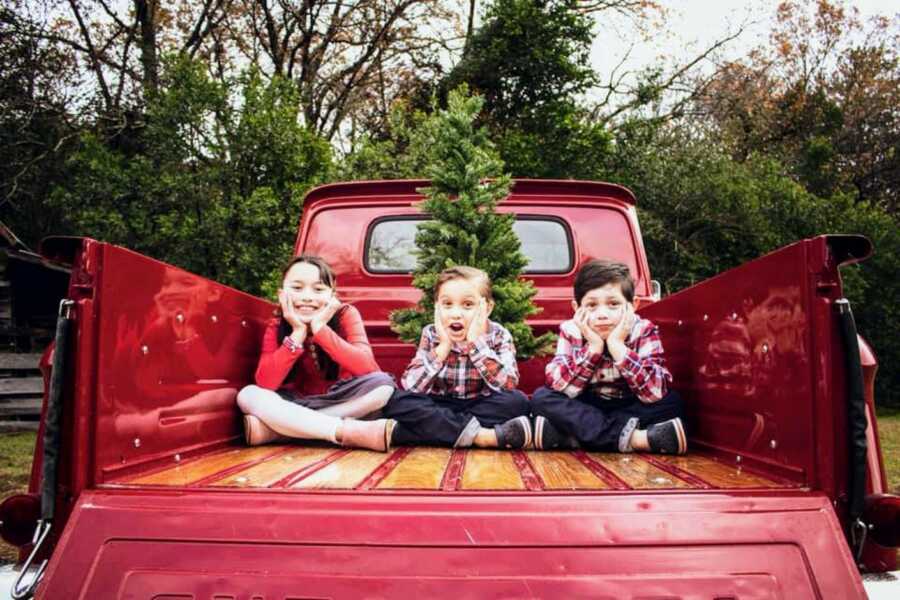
385;266;532;448
531;260;687;454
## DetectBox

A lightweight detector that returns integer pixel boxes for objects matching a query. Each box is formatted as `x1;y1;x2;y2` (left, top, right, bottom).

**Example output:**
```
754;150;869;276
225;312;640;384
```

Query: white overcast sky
590;0;900;80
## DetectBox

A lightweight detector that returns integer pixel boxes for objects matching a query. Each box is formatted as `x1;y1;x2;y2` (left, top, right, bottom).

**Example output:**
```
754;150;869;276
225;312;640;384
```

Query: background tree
14;1;460;142
3;0;898;405
440;0;611;178
0;2;80;247
51;56;332;295
599;116;900;405
694;0;900;210
390;87;554;359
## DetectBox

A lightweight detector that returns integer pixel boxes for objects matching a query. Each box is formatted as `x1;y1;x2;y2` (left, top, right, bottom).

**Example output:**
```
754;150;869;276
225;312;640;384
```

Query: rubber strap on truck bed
836;298;868;523
40;300;73;522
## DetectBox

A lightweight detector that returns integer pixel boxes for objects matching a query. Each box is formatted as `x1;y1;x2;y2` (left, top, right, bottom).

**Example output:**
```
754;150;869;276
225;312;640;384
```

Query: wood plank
526;451;610;490
0;421;39;433
460;450;525;491
0;354;42;370
376;447;452;490
652;454;781;488
214;447;336;487
0;377;42;395
0;398;41;416
291;450;390;489
128;447;282;486
588;453;693;489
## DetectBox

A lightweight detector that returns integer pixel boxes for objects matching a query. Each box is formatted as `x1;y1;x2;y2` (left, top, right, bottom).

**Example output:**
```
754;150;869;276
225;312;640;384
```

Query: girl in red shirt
237;255;396;451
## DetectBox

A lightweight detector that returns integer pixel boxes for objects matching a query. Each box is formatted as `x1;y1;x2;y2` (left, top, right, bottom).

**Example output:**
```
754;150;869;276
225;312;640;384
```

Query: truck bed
108;445;798;492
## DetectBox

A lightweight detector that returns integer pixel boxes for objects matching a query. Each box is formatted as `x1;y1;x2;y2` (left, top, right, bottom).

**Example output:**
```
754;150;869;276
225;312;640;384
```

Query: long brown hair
276;254;345;380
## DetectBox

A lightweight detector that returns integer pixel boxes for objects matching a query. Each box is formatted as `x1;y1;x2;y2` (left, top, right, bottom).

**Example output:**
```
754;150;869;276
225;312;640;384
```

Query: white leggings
236;384;393;442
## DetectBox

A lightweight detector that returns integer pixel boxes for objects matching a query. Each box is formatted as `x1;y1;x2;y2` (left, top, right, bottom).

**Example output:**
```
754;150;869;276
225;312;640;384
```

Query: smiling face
573;282;630;339
282;261;334;317
436;277;493;342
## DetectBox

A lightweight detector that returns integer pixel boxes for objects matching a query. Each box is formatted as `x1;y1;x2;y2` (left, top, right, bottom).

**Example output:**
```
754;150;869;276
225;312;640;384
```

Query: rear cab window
366;217;574;274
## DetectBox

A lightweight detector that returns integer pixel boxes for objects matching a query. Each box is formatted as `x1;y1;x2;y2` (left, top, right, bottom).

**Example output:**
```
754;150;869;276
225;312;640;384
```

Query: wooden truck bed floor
108;445;800;492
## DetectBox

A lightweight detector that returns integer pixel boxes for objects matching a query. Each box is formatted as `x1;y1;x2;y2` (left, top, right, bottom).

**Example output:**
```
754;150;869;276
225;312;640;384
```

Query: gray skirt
277;371;395;411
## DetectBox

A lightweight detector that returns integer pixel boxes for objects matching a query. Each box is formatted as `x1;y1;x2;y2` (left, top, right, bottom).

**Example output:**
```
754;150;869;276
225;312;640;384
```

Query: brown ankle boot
340;418;395;452
243;415;285;446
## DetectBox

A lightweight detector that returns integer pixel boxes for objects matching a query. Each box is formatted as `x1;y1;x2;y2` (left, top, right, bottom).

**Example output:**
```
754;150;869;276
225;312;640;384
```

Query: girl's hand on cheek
310;295;342;334
279;290;308;343
466;298;488;343
280;290;303;328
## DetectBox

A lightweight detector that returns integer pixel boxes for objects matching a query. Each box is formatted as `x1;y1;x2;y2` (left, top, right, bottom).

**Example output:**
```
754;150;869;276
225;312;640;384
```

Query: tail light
0;493;40;548
864;494;900;548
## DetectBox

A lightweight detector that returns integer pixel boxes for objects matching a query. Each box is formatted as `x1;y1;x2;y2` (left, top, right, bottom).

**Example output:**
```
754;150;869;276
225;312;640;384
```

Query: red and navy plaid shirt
545;315;671;403
401;320;519;400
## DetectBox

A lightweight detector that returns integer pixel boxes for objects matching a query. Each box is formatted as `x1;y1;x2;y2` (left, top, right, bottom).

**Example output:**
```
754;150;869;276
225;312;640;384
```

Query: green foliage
51;56;332;295
601;120;900;405
389;87;554;358
0;8;79;248
338;101;436;180
441;0;611;178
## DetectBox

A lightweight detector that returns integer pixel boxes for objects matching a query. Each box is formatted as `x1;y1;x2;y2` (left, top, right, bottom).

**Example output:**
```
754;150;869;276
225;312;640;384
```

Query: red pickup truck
2;179;898;598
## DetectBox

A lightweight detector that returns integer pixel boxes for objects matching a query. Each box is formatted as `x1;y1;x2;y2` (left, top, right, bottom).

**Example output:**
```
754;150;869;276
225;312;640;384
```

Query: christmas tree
390;87;555;358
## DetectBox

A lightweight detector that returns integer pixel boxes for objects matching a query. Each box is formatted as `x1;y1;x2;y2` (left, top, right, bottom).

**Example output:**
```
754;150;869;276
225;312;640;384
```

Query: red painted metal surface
15;181;893;593
83;244;273;483
295;179;653;393
35;489;866;598
640;236;854;494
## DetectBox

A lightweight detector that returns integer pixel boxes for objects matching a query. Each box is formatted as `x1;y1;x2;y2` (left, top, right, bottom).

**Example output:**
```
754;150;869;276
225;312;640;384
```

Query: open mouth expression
446;321;467;338
437;277;489;341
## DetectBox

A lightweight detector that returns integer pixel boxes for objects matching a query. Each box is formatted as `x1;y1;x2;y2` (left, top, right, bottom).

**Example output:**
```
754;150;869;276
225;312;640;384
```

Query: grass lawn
0;431;36;564
876;405;900;494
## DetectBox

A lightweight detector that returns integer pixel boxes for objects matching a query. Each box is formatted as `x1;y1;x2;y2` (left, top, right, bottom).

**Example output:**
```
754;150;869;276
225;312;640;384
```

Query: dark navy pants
386;388;530;447
530;386;684;450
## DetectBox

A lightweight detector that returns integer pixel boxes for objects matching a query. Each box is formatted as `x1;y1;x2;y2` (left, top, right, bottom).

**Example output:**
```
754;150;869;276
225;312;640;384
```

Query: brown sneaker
243;415;285;446
340;418;395;452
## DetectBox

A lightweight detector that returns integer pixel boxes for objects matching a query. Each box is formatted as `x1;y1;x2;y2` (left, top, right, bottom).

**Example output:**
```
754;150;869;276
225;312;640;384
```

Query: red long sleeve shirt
254;305;380;396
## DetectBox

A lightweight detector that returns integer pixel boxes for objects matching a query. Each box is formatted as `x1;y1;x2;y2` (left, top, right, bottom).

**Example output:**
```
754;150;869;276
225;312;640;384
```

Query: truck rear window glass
366;218;572;273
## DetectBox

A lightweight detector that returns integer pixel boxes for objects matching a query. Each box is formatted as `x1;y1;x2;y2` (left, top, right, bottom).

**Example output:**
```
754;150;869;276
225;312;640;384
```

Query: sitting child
384;266;532;449
531;259;687;454
237;255;396;451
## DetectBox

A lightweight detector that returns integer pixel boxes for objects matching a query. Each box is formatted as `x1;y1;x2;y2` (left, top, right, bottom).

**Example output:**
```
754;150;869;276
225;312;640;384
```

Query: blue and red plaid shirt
545;315;671;403
401;320;519;400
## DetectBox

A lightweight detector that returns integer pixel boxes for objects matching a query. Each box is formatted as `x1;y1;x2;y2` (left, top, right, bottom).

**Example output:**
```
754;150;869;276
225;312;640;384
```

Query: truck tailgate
37;490;865;598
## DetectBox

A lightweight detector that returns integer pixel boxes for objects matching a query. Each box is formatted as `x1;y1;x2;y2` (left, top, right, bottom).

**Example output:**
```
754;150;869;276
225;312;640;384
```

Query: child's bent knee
236;385;264;413
371;385;394;409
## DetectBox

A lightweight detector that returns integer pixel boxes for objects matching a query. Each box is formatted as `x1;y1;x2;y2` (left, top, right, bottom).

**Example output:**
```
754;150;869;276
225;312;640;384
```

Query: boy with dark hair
531;259;687;454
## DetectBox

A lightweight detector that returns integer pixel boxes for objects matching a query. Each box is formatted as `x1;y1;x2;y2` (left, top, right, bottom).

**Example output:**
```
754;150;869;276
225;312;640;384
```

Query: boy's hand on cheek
466;298;488;343
433;306;452;361
575;307;605;354
606;303;635;361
